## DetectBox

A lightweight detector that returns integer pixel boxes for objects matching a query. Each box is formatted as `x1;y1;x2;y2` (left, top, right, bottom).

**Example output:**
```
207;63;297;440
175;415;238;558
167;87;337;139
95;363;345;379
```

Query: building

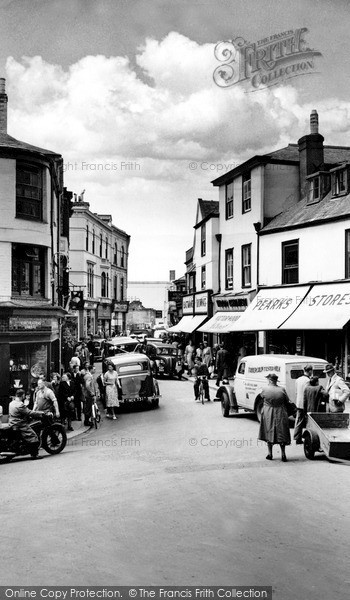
127;281;172;325
0;78;69;410
69;197;130;338
222;110;350;375
199;110;350;360
126;300;156;332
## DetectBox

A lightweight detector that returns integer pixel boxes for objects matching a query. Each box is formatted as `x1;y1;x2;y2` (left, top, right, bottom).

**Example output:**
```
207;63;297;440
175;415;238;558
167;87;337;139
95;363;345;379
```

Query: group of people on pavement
258;362;350;461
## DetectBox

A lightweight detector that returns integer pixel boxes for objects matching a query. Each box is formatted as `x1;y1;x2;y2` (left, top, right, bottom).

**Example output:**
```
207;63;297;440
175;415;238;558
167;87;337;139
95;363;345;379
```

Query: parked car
102;336;139;372
107;353;160;409
136;341;183;379
217;354;328;421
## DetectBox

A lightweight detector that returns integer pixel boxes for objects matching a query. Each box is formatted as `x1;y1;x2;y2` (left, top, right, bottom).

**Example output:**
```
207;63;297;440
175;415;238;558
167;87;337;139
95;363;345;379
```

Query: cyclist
193;357;211;402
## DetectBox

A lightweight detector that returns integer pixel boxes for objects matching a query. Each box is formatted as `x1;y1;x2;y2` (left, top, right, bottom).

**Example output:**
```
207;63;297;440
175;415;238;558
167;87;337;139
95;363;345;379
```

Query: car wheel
221;391;230;418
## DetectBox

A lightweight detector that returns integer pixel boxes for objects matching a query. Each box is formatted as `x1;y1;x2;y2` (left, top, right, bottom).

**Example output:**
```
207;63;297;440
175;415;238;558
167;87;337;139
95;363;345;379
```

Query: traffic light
69;290;84;310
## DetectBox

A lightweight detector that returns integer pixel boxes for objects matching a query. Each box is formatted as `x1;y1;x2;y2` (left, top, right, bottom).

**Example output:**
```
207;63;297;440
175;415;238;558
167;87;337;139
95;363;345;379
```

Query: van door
285;362;327;402
234;360;248;407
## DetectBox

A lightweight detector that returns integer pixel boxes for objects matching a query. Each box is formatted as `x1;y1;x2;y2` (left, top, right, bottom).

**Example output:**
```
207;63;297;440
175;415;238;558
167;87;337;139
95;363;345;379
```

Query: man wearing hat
258;372;291;462
323;363;350;413
294;364;313;444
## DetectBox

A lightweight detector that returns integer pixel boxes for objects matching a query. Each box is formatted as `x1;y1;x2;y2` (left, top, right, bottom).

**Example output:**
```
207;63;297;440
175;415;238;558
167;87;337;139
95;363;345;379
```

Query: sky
1;0;350;280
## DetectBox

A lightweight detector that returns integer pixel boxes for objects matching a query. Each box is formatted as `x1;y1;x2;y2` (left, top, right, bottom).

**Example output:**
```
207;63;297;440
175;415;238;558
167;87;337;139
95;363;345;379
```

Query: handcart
302;412;350;462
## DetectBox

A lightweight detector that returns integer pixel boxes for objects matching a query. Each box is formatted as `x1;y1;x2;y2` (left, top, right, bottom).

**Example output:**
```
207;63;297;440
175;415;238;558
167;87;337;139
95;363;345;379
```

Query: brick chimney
298;110;324;197
0;78;7;133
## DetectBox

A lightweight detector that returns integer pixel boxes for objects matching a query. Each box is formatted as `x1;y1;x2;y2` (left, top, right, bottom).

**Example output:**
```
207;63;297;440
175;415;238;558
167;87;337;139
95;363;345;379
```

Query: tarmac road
1;376;350;599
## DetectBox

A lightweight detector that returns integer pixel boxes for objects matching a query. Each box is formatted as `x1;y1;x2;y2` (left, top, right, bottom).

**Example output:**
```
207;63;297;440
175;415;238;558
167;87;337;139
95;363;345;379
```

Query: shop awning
279;282;350;330
228;285;311;331
198;312;243;333
167;315;207;333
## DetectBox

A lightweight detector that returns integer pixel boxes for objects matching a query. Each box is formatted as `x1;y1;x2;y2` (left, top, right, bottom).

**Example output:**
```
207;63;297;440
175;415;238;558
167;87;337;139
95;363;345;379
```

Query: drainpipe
215;233;222;293
253;222;261;353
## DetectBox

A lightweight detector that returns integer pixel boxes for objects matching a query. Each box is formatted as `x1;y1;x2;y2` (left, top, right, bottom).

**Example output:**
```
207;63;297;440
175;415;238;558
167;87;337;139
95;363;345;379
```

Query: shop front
85;301;98;336
228;282;350;378
167;291;211;340
97;301;112;337
111;300;129;334
0;302;66;414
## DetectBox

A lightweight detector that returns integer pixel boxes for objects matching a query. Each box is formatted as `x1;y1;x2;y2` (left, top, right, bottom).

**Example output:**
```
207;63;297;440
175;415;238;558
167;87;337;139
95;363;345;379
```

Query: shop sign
9;317;52;331
214;296;248;312
194;292;209;314
98;304;112;318
113;301;129;313
182;295;194;315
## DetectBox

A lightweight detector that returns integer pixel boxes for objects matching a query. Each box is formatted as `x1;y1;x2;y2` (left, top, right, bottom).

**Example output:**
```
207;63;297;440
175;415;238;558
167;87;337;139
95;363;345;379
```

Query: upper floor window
225;181;234;219
87;263;94;298
105;236;108;260
99;234;103;258
114;243;118;265
225;248;233;290
332;169;348;197
86;226;89;251
121;246;125;268
101;271;107;297
16;163;43;221
241;244;252;288
113;275;118;300
346;230;350;278
201;265;206;290
120;277;124;300
188;272;196;294
242;172;251;213
282;240;299;284
201;223;206;257
92;230;95;254
12;244;45;298
309;176;320;202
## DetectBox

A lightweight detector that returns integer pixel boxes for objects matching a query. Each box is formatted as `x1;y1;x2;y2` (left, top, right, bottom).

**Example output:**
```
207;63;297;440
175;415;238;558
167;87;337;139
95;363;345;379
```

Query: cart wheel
303;431;319;460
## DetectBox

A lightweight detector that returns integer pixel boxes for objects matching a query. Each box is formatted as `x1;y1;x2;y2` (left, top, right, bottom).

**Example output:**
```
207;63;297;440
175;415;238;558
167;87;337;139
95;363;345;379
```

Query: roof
261;187;350;233
240;354;327;365
198;199;219;219
0;131;60;157
211;144;350;187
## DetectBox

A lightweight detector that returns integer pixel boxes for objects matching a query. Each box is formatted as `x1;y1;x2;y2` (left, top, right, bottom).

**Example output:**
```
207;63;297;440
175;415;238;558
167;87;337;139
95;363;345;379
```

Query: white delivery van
217;354;328;421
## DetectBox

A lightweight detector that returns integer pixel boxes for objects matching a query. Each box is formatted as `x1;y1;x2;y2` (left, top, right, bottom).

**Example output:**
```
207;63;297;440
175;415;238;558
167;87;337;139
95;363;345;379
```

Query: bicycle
91;396;101;429
197;376;206;405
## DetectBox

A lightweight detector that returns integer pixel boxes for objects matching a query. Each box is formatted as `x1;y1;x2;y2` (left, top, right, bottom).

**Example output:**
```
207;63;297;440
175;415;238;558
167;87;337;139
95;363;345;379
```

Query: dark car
107;353;160;409
102;336;139;372
137;342;184;379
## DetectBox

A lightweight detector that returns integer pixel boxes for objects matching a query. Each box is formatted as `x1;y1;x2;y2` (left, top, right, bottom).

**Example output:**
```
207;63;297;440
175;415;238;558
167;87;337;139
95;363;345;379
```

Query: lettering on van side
248;366;281;373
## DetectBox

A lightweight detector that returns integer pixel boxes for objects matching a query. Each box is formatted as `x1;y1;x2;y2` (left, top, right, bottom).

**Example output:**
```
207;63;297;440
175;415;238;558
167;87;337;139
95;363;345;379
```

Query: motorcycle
0;413;67;463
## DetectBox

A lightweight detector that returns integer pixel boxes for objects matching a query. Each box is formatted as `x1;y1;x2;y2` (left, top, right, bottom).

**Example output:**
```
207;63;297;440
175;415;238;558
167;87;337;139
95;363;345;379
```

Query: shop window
242;172;251;213
87;263;94;298
241;244;252;288
201;223;206;257
225;248;233;290
16;162;43;221
12;244;45;298
346;230;350;278
225;181;234;219
282;240;299;284
201;265;206;290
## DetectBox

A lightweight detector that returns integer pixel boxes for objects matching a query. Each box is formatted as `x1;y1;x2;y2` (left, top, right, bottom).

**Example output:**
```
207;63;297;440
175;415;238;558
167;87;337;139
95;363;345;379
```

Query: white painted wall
259;219;350;286
193;216;219;292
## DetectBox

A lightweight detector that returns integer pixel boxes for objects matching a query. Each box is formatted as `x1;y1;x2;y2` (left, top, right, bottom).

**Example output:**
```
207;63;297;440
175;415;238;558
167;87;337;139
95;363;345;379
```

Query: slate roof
0;132;60;157
198;199;219;219
261;187;350;233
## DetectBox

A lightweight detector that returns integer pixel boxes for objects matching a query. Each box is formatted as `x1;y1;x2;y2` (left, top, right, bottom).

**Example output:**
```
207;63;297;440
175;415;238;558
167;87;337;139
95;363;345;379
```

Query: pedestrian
185;340;195;375
202;341;212;367
294;364;313;444
80;342;90;367
82;365;98;426
70;364;83;421
303;376;328;413
323;363;350;412
33;378;60;418
70;352;81;369
57;373;75;431
87;336;95;367
196;342;204;360
103;363;120;420
215;343;230;386
258;373;291;462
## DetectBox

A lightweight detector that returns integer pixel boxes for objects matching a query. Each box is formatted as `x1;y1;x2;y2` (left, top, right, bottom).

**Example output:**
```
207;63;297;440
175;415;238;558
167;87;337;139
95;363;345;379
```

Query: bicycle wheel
200;383;205;405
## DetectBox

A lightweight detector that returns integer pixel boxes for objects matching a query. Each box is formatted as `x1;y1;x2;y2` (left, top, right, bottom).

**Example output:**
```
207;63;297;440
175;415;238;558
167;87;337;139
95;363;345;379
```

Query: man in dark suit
215;344;230;386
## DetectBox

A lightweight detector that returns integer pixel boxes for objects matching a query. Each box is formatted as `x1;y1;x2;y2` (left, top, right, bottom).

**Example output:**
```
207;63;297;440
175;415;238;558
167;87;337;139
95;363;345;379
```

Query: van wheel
255;398;263;422
221;392;230;418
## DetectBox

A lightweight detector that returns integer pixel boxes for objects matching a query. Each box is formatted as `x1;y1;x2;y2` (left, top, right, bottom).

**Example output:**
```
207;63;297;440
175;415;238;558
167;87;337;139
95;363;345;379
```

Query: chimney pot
310;109;319;134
